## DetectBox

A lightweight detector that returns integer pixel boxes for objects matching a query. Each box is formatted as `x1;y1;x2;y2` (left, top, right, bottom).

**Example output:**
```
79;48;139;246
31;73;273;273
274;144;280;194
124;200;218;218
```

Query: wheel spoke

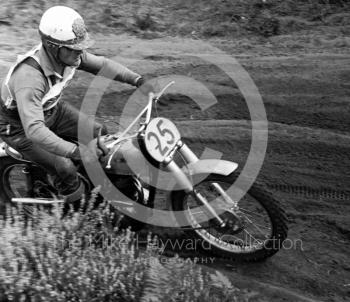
239;212;271;234
243;229;263;246
239;207;266;218
174;176;287;257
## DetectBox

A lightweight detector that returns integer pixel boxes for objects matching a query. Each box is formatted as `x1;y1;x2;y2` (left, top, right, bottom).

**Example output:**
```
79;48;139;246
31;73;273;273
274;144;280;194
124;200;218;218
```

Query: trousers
0;101;107;195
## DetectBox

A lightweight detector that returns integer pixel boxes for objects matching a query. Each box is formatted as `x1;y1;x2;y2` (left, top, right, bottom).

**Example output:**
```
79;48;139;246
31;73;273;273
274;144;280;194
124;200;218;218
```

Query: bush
278;16;313;34
0;192;249;301
247;10;280;37
134;12;156;31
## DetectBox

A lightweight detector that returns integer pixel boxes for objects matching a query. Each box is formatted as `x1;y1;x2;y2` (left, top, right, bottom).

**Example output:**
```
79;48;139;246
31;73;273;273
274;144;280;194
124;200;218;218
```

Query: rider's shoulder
11;62;46;90
15;59;45;77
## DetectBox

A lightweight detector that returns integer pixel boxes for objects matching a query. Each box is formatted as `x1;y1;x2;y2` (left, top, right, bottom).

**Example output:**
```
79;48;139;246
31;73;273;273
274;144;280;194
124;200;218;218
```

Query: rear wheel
0;156;31;212
171;173;288;261
0;156;58;217
0;156;148;232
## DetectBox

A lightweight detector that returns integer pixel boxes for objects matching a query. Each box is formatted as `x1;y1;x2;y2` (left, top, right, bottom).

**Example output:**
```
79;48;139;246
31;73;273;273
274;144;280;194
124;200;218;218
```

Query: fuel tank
96;135;149;177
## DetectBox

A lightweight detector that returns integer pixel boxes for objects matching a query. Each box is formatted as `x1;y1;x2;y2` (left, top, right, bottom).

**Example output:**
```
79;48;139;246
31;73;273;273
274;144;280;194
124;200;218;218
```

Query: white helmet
39;6;94;50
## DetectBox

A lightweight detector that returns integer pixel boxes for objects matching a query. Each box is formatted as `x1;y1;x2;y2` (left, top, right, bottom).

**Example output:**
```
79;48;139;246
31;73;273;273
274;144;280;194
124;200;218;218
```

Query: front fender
164;159;238;210
184;159;238;177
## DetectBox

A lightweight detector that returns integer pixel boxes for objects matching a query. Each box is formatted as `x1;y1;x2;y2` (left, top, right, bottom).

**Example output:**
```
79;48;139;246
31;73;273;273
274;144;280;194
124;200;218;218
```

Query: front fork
164;141;235;227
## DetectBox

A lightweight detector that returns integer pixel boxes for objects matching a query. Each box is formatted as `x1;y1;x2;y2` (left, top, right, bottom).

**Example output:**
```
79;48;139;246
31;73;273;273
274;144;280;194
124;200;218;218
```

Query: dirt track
0;29;349;301
90;36;350;302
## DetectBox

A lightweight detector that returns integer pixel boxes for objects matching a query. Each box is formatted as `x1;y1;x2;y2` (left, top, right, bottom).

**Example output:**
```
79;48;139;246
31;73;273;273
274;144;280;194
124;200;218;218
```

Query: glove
135;76;145;87
69;145;103;162
69;145;81;161
135;76;155;97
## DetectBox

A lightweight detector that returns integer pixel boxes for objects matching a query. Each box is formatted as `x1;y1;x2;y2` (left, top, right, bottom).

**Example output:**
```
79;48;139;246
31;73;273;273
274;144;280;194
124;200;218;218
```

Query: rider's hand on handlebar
69;145;103;162
135;76;155;97
68;145;81;161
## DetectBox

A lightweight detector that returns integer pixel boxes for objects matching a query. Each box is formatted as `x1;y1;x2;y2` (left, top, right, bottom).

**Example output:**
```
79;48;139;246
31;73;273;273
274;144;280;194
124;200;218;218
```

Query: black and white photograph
0;0;349;301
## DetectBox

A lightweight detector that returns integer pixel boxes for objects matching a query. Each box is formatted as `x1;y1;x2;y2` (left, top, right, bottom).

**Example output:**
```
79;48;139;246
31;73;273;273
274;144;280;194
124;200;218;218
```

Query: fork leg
178;143;199;163
191;190;226;227
166;161;225;226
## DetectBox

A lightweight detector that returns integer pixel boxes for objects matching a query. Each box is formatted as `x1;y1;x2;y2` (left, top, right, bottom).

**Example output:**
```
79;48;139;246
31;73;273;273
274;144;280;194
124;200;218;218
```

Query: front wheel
171;173;288;261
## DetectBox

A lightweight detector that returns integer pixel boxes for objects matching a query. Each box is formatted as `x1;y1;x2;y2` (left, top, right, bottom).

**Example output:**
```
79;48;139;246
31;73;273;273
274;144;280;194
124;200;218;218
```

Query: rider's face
58;47;83;67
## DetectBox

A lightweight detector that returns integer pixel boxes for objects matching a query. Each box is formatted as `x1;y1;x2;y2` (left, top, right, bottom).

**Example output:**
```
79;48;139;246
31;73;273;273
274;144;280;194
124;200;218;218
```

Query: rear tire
171;172;288;261
0;156;30;214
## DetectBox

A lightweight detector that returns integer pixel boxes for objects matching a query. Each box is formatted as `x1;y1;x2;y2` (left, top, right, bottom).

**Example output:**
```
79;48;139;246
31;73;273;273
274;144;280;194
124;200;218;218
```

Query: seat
0;141;30;162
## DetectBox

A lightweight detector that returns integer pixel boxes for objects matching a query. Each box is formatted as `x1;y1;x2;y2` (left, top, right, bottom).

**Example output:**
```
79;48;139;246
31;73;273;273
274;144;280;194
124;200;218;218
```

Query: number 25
147;120;175;156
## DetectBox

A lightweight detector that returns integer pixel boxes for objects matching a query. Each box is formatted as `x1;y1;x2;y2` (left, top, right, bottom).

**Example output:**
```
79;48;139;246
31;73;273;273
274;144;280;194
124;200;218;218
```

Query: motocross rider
0;6;149;202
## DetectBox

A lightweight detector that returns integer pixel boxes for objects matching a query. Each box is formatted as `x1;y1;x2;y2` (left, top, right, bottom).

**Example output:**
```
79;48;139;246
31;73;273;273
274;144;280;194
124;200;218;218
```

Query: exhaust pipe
12;198;64;204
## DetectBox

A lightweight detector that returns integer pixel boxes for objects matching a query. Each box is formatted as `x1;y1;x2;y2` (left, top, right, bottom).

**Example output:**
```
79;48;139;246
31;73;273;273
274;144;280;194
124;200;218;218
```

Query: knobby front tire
171;173;288;262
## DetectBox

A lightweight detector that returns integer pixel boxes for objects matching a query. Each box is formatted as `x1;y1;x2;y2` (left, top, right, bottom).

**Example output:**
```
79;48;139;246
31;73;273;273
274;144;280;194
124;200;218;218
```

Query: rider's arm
78;51;142;86
13;67;76;157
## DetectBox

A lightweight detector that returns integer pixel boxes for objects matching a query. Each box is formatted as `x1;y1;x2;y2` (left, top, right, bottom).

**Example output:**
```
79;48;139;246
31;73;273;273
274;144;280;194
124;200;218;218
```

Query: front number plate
144;117;181;163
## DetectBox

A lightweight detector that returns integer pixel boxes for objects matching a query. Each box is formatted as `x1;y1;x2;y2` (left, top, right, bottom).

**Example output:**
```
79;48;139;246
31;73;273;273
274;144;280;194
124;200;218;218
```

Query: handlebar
104;81;175;168
145;81;175;123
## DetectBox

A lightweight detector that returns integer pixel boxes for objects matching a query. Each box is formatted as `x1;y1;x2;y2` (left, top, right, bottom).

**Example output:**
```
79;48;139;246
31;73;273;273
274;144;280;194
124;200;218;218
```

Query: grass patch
0;191;252;301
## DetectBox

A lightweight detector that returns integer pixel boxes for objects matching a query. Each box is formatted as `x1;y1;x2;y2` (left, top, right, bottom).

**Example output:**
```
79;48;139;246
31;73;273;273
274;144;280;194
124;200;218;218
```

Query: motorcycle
0;81;288;261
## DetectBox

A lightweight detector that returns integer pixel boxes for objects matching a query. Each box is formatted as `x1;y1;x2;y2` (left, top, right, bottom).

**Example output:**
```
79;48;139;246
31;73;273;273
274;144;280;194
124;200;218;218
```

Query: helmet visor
61;32;94;50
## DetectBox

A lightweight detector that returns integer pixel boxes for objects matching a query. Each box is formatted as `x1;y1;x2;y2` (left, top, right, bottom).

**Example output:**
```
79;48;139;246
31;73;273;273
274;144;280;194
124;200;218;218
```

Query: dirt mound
1;0;350;38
